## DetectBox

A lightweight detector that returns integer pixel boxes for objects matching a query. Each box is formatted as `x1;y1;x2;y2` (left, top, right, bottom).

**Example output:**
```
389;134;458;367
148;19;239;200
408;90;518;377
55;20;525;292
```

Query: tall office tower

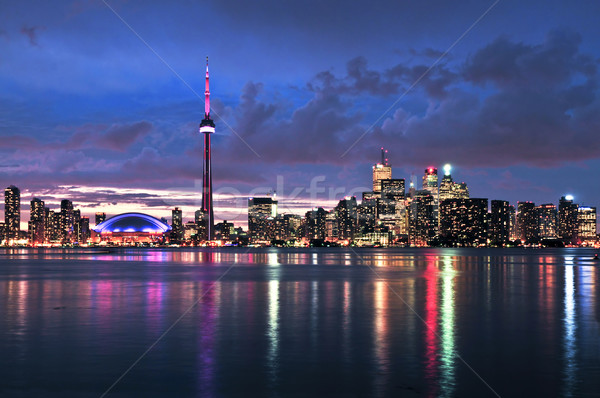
305;208;327;240
335;196;358;241
508;204;516;240
357;198;377;233
199;58;216;240
422;168;439;232
409;193;435;246
372;148;392;193
4;185;20;240
439;198;488;246
29;198;45;244
171;207;184;242
60;199;74;242
325;211;339;241
490;200;510;245
73;209;81;243
248;197;278;241
79;217;90;244
516;202;539;243
558;196;579;245
45;208;56;242
95;212;106;226
577;206;597;244
438;164;469;202
537;203;558;239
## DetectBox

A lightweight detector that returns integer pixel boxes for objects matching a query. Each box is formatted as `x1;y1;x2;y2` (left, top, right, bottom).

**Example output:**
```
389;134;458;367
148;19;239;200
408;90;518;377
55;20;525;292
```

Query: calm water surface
1;248;599;397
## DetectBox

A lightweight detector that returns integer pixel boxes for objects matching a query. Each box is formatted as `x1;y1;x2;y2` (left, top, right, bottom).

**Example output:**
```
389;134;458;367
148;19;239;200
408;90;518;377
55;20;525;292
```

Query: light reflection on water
0;248;599;397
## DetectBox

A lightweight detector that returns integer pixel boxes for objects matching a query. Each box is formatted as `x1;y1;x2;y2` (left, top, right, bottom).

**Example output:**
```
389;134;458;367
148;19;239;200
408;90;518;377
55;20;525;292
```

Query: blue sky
2;0;600;226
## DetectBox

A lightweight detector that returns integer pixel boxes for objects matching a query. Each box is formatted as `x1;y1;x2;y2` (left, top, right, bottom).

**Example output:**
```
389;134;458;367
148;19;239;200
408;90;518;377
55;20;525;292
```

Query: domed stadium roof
93;213;171;234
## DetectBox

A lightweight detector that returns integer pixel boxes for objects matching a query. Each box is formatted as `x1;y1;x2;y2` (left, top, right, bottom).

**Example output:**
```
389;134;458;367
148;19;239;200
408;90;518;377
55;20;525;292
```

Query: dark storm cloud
374;29;600;167
463;29;597;87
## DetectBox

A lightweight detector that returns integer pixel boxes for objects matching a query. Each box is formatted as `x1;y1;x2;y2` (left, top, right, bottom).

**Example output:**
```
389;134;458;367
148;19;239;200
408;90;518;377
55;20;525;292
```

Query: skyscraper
516;202;538;243
4;185;20;240
248;197;278;241
537;203;558;239
490;200;510;245
60;199;74;242
30;198;45;244
577;206;596;244
558;196;579;245
439;164;469;202
199;57;216;240
335;196;358;241
372;148;392;193
171;207;183;242
422;168;439;232
439;198;488;246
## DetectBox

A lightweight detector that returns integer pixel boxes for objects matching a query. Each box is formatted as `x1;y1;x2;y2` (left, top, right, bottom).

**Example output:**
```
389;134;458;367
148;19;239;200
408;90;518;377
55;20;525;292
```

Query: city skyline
2;1;600;228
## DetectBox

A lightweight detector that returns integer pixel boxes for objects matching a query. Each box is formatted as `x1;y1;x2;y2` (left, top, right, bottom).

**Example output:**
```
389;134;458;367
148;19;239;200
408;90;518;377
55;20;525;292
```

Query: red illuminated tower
199;57;215;240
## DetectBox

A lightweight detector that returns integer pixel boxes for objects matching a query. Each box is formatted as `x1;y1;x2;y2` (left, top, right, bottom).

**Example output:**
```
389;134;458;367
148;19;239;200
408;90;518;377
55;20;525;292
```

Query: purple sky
2;0;600;228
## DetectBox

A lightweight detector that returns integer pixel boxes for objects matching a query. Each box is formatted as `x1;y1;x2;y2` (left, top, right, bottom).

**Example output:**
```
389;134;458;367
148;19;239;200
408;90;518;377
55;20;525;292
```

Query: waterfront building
558;196;579;245
29;198;45;244
335;196;358;241
409;192;436;246
537;203;558;239
93;213;171;244
4;185;20;240
248;196;278;242
305;207;327;240
490;200;510;245
439;198;488;246
516;202;539;243
171;207;184;242
577;206;597;244
60;199;74;242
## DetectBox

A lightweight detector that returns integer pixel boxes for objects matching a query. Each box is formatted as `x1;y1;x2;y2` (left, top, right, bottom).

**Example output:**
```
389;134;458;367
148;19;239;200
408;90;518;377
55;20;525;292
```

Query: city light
443;164;452;176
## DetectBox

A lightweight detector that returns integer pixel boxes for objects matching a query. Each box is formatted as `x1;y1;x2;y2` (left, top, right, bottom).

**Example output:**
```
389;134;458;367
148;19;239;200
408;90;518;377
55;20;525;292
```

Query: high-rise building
516;202;538;243
438;164;469;202
60;199;74;242
439;198;488;246
537;204;558;239
508;204;516;240
409;192;436;246
79;217;90;244
29;198;45;244
335;196;358;241
558;196;579;245
422;168;439;233
95;212;106;226
490;200;510;245
248;197;278;241
305;208;327;240
199;58;216;240
171;207;183;242
4;185;20;240
372;148;392;193
577;206;597;244
45;208;58;242
380;178;405;200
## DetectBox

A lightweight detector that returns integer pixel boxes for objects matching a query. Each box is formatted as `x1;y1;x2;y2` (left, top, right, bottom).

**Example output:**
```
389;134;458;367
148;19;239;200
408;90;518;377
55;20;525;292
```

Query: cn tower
199;57;215;240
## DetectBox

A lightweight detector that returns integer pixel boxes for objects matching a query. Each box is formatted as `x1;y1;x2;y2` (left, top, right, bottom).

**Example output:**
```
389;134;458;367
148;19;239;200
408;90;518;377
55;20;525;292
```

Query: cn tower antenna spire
205;56;210;118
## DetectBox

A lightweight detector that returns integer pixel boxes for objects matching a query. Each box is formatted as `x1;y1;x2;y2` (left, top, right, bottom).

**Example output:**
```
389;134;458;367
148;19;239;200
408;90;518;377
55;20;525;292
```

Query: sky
1;0;600;228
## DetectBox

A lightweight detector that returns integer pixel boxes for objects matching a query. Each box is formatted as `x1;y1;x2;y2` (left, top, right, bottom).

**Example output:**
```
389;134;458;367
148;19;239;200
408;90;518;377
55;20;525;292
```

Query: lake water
1;248;599;397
